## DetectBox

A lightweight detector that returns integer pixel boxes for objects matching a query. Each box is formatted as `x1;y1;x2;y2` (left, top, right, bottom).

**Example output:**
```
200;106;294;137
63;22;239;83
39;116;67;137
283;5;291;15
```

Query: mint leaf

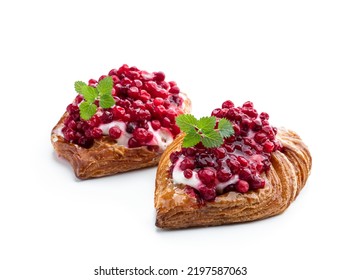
197;116;216;133
99;94;115;108
79;101;97;120
201;130;223;148
82;86;98;103
177;114;235;148
176;114;198;132
183;131;201;147
97;76;113;96
74;81;87;94
218;118;234;138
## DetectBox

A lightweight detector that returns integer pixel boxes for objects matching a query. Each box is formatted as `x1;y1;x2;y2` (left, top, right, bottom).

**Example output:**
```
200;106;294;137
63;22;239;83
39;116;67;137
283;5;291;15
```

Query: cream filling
99;120;174;151
172;156;240;192
172;156;202;189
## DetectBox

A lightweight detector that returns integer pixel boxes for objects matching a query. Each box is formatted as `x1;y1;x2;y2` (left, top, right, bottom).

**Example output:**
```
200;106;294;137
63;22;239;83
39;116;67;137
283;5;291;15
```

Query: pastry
155;100;311;229
51;64;191;179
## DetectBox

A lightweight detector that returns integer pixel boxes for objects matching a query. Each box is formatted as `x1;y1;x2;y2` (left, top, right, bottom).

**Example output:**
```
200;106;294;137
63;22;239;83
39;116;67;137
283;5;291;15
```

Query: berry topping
61;65;185;148
109;126;122;140
170;101;282;202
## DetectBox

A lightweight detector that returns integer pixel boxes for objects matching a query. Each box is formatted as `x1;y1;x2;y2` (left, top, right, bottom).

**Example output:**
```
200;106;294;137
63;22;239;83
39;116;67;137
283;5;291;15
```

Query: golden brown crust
154;128;312;229
51;93;191;179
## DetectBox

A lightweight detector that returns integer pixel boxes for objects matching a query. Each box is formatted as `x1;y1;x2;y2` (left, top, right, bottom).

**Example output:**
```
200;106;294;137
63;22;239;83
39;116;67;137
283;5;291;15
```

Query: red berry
92;127;102;139
153;71;165;82
242;101;254;108
128;137;141;148
170;152;181;164
198;168;216;184
169;81;177;87
100;110;114;124
222;100;234;109
153;98;164;106
88;79;97;86
77;136;94;148
263;140;274;153
138;109;152;121
63;128;76;141
169;86;180;94
162;117;171;128
217;169;232;182
98;75;107;81
75;95;84;104
128;86;139;98
139;91;151;102
108;69;117;76
184;169;193;179
88;115;101;127
66;104;78;114
254;132;267;144
134;79;143;87
126;122;137;133
180;158;195;170
109;126;122;139
237;156;248;167
198;185;216;201
112;106;126;119
251;175;266;189
151;120;161;130
133;128;149;143
259;112;269;120
236;180;249;193
214;147;226;159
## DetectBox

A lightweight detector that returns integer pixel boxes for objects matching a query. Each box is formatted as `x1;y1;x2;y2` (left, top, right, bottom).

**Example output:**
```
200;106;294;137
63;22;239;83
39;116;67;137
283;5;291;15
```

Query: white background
1;1;340;279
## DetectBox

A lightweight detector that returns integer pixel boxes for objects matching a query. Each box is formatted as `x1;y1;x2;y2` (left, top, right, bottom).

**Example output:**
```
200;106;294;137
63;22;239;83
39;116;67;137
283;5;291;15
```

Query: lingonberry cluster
61;65;184;148
170;101;282;201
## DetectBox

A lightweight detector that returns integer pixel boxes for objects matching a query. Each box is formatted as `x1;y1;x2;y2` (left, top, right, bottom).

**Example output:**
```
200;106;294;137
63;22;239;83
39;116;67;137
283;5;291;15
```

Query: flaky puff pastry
155;128;312;229
51;93;191;179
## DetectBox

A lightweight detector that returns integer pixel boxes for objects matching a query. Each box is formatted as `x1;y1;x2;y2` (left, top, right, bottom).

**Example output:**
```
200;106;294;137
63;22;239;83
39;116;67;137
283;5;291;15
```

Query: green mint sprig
74;76;115;120
175;114;234;148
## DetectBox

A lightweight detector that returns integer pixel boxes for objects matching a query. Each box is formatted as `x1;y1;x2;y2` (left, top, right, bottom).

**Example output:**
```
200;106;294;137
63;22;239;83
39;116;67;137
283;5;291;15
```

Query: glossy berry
133;128;149;143
92;127;103;139
151;120;161;130
217;169;232;182
198;168;216;184
153;71;165;82
236;180;249;193
109;126;122;139
128;137;141;148
184;169;193;179
180;158;195;170
214;147;226;159
198;185;216;201
222;100;234;109
112;106;126;119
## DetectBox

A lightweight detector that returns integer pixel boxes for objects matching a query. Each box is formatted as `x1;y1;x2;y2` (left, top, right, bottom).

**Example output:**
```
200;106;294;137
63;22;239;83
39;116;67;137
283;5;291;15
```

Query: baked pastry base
154;128;312;229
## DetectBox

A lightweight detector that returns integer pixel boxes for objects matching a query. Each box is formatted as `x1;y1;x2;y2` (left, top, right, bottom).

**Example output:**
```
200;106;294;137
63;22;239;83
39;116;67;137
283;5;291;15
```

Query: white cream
172;156;201;189
52;124;65;142
179;92;187;111
99;121;131;147
146;123;173;151
172;156;240;192
99;120;174;151
216;174;239;192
